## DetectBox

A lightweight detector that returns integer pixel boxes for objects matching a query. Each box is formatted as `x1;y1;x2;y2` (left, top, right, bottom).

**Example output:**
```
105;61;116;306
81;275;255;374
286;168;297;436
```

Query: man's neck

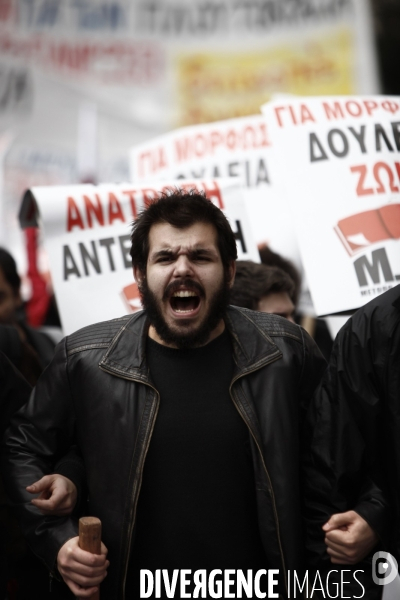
148;319;226;349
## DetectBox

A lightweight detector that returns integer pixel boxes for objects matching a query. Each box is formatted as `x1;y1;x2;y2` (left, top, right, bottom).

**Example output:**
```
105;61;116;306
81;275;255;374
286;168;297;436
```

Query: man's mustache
162;279;205;301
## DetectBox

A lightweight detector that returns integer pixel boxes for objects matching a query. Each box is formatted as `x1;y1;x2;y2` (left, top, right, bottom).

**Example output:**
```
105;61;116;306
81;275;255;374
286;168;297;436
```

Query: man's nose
173;255;194;277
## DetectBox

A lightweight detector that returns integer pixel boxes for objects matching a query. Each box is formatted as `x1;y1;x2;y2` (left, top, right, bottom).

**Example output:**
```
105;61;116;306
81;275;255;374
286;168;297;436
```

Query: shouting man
3;190;326;599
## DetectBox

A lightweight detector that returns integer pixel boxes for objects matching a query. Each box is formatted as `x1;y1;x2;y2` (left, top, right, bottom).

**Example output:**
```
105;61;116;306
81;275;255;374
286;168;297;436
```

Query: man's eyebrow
188;248;216;258
152;249;175;258
150;247;217;260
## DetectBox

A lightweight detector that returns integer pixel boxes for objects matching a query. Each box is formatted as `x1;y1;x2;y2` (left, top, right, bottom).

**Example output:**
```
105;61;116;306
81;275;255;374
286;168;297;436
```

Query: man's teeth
172;290;197;297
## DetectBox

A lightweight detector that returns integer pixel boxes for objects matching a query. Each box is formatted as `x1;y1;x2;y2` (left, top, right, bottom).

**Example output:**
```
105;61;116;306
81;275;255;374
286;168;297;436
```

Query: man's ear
227;260;236;289
133;266;145;287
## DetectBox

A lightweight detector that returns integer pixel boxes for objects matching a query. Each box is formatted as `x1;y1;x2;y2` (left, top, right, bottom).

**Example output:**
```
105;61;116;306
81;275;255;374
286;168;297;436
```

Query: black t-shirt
127;329;267;598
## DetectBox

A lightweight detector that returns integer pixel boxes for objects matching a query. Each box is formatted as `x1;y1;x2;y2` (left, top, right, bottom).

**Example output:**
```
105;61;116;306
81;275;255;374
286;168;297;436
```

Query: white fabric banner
20;179;259;334
261;95;400;315
0;0;379;130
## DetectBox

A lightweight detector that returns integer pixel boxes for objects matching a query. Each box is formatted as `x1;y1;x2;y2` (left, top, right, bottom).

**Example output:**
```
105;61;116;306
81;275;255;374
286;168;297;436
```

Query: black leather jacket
304;285;400;574
2;306;326;599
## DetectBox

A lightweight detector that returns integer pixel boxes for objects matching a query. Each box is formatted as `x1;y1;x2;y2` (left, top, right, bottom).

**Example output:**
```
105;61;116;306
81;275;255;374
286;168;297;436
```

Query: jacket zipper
229;354;288;598
99;364;160;600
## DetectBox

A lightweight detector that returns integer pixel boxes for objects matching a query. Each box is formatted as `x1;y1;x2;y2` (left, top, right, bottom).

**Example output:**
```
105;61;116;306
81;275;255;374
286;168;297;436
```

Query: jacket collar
99;306;282;382
224;306;282;376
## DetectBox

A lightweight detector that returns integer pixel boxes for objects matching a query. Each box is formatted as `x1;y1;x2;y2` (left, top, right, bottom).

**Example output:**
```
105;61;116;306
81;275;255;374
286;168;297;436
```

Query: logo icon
372;551;399;585
334;203;400;256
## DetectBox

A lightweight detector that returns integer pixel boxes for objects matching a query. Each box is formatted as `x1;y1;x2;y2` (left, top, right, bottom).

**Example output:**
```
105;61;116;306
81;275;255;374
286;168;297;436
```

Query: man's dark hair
258;245;301;306
230;261;296;310
0;248;21;295
130;189;238;273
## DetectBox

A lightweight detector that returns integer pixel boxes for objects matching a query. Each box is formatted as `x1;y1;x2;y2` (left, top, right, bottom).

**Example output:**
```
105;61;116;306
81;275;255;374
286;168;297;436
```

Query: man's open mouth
169;290;201;314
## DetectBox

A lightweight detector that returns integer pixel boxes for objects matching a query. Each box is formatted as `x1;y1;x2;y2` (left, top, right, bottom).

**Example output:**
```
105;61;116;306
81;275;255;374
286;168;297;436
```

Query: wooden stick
79;517;102;600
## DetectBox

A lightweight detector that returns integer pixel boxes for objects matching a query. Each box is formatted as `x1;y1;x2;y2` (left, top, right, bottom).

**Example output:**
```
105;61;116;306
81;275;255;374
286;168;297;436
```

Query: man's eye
194;255;210;262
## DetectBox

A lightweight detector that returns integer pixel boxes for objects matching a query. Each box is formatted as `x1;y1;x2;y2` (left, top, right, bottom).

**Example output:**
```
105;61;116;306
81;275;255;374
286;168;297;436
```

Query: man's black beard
139;275;231;350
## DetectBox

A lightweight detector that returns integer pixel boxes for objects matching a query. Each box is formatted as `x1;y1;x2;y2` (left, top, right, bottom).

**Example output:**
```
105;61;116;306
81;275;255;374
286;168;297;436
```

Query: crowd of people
0;190;399;599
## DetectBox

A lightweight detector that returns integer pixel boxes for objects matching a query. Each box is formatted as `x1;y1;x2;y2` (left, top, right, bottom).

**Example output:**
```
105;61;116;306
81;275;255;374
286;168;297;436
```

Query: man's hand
323;510;378;564
26;474;78;515
57;536;109;598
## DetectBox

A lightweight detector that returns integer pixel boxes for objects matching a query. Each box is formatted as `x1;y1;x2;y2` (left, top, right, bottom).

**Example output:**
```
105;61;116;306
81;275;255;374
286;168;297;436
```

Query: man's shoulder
227;305;303;342
65;312;144;356
340;284;400;341
355;284;400;318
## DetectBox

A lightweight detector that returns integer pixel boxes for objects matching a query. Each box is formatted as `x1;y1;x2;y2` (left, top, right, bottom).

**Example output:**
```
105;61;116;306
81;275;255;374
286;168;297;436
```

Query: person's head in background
0;247;55;377
258;243;301;308
229;260;296;322
0;248;22;326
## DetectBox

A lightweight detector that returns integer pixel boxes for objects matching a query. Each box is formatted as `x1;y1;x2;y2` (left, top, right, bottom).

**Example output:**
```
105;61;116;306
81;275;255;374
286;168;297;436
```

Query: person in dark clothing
303;286;400;599
0;248;55;370
306;286;400;557
0;321;84;599
0;351;32;598
0;349;80;599
2;190;328;599
0;324;42;387
0;352;32;454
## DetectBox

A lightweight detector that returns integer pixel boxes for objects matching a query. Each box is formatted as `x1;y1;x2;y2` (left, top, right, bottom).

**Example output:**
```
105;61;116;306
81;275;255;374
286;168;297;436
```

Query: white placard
130;115;301;268
20;179;259;334
261;96;400;316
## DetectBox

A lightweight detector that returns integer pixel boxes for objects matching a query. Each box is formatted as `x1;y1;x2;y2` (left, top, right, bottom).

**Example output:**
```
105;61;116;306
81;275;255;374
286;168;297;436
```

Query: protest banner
1;0;378;268
261;95;400;316
130;115;300;269
0;0;378;129
19;179;259;334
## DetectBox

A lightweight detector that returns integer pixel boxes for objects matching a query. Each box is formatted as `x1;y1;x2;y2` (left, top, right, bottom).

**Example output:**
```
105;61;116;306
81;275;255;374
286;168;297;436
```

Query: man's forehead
148;222;219;252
